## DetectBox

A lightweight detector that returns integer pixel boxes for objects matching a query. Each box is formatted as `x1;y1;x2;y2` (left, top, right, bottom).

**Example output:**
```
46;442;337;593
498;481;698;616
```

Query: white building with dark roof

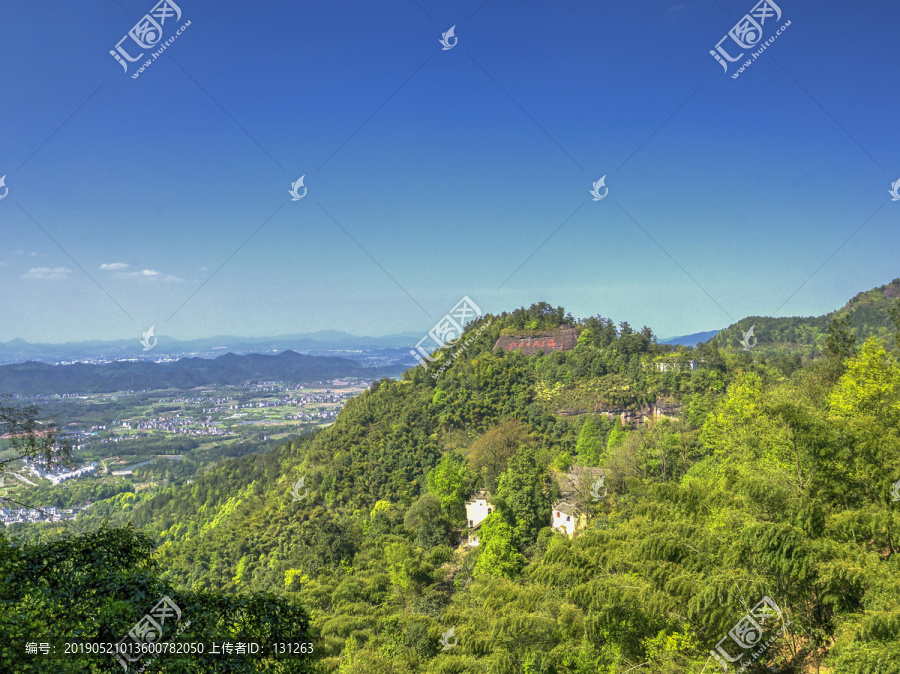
464;490;495;546
551;466;605;537
552;501;582;537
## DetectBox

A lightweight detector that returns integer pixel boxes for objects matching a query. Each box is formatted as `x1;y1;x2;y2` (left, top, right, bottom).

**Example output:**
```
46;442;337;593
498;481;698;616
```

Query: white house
551;466;605;537
464;490;494;547
551;501;581;537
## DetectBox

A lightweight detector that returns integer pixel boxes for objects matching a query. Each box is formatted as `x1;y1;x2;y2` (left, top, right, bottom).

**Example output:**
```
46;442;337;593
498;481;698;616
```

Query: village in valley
0;379;372;527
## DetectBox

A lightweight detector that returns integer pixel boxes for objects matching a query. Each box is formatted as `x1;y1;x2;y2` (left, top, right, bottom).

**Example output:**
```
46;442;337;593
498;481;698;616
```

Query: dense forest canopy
3;285;900;673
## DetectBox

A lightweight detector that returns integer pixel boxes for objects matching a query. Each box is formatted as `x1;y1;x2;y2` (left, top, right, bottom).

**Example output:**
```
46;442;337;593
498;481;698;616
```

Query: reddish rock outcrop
493;327;578;355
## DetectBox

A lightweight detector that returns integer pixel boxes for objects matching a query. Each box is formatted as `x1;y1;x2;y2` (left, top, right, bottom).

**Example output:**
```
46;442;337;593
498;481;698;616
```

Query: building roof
465;490;492;503
552;500;582;516
555;466;605;501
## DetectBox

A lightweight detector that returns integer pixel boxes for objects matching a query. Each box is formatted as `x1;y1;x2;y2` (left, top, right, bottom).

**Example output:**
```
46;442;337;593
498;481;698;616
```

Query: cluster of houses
463;466;605;546
650;359;699;372
22;458;98;485
0;504;85;527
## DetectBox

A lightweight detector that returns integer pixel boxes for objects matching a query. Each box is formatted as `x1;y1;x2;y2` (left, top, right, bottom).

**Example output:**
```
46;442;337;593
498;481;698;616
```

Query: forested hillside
0;350;397;395
711;277;900;357
5;288;900;673
63;291;900;673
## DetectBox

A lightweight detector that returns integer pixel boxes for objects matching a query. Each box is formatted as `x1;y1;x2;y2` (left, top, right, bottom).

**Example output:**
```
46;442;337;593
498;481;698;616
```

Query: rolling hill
710;277;900;355
69;293;900;673
0;350;402;395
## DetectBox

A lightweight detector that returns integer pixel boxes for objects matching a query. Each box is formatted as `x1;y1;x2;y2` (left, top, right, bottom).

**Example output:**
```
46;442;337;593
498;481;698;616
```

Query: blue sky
1;0;897;344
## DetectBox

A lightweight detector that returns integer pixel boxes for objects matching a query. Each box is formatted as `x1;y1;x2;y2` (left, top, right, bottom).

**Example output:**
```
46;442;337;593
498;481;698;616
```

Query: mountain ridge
710;277;900;354
0;330;422;364
0;350;401;395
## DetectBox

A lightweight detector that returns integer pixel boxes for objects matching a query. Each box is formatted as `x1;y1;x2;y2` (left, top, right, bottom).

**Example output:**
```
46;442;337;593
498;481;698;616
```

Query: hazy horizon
3;0;897;345
0;323;725;347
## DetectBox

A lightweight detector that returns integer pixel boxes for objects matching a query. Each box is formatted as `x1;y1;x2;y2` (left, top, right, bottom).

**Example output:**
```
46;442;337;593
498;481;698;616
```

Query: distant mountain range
0;350;403;396
4;278;896;377
0;330;421;365
659;330;720;347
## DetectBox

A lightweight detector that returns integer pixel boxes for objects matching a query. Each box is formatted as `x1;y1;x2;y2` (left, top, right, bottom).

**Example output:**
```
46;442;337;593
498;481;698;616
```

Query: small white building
464;490;495;547
465;490;494;529
551;501;582;537
551;466;605;537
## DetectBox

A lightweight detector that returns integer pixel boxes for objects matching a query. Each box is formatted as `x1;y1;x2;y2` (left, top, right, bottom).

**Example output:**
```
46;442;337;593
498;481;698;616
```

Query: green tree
385;541;427;605
888;295;900;348
575;416;604;465
551;451;574;472
606;417;627;454
0;395;72;472
368;499;400;536
0;526;313;673
466;420;534;493
824;313;857;362
473;513;526;579
825;337;900;507
496;445;551;543
828;337;900;424
426;454;475;524
404;493;452;548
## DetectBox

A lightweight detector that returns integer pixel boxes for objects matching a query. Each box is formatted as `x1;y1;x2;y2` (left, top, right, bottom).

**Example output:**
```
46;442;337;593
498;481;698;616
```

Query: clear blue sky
1;0;897;343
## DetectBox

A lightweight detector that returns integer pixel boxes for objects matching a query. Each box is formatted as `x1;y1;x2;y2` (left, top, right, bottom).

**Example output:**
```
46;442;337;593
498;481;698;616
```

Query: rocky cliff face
493;327;579;355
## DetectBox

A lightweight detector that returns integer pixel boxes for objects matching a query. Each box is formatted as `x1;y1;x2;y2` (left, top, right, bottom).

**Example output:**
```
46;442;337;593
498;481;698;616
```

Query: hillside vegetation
712;277;900;357
4;287;900;673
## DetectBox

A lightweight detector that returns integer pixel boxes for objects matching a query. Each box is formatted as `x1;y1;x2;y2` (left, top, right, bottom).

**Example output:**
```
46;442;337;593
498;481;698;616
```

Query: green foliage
404;494;453;548
500;302;575;332
0;394;73;471
824;312;858;362
606;417;627;454
551;451;574;472
0;525;314;672
473;513;526;579
889;295;900;347
10;291;900;673
575;416;604;465
368;499;401;537
466;420;535;493
15;476;134;509
496;444;552;544
425;454;474;525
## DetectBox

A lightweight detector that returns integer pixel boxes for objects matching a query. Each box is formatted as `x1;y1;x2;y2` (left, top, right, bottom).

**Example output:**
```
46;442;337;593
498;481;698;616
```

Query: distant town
0;378;374;527
0;503;88;527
